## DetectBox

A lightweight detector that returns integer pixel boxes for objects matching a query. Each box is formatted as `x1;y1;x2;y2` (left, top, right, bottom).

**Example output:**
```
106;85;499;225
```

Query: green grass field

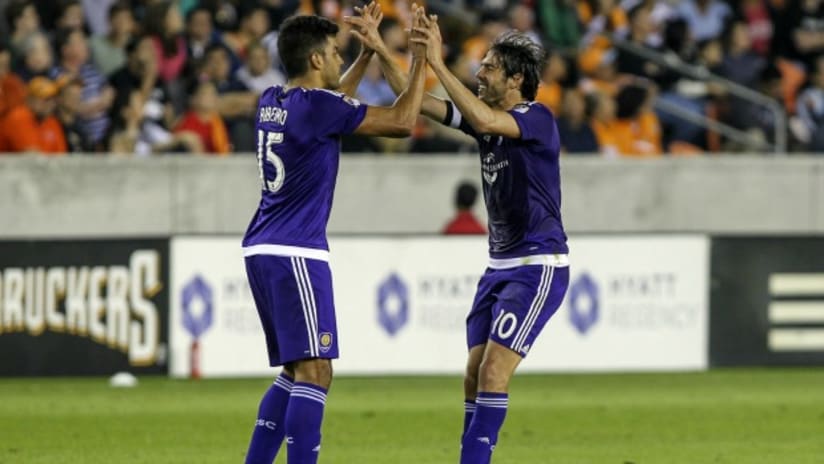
1;369;823;464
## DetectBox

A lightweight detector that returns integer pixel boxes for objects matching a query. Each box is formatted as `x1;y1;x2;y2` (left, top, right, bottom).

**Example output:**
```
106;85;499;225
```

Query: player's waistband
243;244;329;262
488;254;569;270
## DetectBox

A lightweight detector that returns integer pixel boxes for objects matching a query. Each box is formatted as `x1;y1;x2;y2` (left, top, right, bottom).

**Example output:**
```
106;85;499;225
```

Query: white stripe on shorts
291;257;318;356
297;257;320;357
512;265;554;353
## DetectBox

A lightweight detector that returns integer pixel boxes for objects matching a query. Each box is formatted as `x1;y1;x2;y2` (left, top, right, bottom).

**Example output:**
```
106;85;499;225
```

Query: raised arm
337;2;381;97
351;5;429;137
412;15;521;138
345;6;447;123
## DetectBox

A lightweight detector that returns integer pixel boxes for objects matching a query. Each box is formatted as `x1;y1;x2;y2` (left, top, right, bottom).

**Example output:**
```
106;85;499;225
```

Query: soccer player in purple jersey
241;5;429;464
346;12;569;464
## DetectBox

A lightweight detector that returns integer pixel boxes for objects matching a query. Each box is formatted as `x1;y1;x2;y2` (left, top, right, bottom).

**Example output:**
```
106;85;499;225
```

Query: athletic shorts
245;254;339;366
466;262;569;357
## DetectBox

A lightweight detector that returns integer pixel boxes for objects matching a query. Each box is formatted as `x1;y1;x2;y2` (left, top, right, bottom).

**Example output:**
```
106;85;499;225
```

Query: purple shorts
467;264;569;357
245;254;339;366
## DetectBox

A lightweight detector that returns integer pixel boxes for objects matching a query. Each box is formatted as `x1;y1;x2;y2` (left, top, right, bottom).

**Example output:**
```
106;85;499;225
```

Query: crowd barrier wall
2;156;824;237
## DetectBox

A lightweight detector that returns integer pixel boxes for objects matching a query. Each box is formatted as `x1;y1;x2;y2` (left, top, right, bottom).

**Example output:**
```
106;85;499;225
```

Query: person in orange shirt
589;91;621;157
0;77;67;154
0;40;26;118
535;50;567;114
174;80;230;155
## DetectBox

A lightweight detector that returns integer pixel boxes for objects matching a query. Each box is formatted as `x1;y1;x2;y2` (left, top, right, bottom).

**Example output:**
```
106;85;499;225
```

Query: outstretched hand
344;2;385;54
408;4;427;60
410;12;443;66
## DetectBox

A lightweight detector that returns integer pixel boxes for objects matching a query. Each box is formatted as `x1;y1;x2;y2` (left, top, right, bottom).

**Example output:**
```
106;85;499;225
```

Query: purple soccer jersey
242;85;367;366
243;86;367;250
447;100;570;356
449;101;568;259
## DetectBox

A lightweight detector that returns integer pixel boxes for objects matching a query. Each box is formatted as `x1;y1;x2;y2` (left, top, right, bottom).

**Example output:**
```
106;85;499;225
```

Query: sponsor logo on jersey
482;153;510;185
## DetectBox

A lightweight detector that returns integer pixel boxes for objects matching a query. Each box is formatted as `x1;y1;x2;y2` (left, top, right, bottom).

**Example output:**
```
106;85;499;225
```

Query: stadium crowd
0;0;822;156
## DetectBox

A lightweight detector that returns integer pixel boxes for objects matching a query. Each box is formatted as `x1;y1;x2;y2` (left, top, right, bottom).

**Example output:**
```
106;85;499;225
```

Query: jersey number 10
257;129;285;193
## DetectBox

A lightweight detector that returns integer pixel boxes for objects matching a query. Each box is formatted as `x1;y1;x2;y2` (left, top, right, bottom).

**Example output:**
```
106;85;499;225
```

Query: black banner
711;237;824;366
0;240;169;376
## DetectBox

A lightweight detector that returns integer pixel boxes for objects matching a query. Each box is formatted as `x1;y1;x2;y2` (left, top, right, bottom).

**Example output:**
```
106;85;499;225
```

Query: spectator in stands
81;0;118;37
0;39;26;118
654;18;707;147
0;76;67;154
613;83;662;156
443;181;486;235
4;0;40;59
720;20;766;88
719;20;767;134
557;89;599;154
355;57;395;106
536;50;567;115
789;0;824;72
235;41;285;94
590;91;620;157
89;1;134;77
143;1;186;84
15;31;52;81
109;37;172;131
579;0;629;48
463;11;508;71
619;0;675;48
54;0;84;31
676;0;733;43
579;47;622;97
185;6;221;62
199;43;257;151
795;56;824;151
51;27;114;150
617;4;668;82
174;80;230;155
56;76;93;152
508;3;542;45
108;88;202;155
536;0;580;51
737;0;772;56
222;5;269;67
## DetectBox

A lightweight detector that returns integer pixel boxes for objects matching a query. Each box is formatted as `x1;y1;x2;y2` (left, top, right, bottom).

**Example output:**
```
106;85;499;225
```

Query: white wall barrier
169;235;709;377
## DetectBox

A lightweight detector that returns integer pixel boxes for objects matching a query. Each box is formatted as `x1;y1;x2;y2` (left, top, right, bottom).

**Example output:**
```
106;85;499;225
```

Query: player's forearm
390;54;427;129
339;49;375;97
429;59;496;133
376;49;408;96
377;50;445;121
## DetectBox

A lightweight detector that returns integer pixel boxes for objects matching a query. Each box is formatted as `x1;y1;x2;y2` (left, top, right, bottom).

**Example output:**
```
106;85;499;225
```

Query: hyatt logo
767;273;824;352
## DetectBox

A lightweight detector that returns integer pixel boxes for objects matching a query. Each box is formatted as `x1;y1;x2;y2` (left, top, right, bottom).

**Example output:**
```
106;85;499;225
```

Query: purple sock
460;392;508;464
245;373;294;464
285;382;328;464
463;400;477;439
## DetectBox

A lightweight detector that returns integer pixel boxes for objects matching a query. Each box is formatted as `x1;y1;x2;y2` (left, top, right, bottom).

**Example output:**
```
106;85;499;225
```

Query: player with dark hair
241;4;429;464
347;11;569;464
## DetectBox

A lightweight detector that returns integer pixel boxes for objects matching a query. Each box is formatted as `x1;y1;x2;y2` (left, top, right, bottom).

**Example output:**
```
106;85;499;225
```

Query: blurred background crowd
0;0;822;157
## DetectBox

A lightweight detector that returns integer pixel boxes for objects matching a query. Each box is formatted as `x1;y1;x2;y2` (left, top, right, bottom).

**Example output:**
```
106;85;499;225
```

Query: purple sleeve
309;89;369;136
508;103;554;142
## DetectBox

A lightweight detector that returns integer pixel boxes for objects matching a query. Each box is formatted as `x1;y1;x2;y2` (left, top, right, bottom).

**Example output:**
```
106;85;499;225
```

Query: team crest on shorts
319;332;334;353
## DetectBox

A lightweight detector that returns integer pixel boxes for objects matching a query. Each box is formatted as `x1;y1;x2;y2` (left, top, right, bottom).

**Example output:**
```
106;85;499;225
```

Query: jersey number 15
257;129;285;193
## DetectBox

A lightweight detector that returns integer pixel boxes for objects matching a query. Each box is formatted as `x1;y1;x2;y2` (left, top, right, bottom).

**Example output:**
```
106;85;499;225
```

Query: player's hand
344;2;385;55
409;4;427;60
410;12;443;65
